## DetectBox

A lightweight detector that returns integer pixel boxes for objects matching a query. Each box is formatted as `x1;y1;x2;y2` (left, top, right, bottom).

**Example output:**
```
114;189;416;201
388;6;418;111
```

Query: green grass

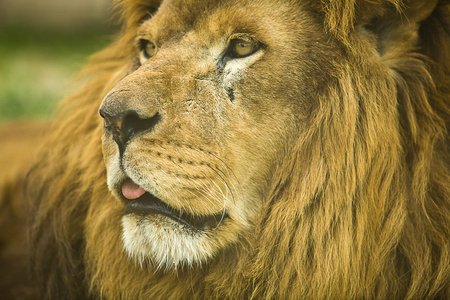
0;28;115;121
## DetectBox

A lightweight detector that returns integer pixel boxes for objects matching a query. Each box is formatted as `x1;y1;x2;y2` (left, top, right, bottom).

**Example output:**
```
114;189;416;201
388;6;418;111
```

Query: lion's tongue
122;178;146;200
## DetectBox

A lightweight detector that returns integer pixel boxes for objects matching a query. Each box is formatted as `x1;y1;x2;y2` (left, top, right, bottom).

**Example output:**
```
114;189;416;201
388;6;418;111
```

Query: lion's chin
122;214;220;270
120;178;229;270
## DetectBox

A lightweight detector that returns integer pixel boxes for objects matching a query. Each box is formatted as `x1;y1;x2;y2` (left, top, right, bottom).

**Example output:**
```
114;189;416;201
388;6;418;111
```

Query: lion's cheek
225;117;296;205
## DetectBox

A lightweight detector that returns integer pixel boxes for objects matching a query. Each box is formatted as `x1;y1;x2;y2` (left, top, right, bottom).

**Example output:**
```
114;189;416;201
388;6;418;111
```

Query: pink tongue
122;178;146;200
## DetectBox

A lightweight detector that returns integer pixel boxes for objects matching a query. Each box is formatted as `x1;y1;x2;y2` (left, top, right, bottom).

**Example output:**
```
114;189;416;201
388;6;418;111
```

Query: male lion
0;0;449;299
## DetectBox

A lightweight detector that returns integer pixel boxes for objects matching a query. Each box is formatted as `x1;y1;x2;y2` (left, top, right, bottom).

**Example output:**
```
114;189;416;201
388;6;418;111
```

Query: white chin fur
122;214;214;271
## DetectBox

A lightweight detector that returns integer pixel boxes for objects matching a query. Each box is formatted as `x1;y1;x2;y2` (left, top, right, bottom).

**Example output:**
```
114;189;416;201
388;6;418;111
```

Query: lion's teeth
122;178;146;200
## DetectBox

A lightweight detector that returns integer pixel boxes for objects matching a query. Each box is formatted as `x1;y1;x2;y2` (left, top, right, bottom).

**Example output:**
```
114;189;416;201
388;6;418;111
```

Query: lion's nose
99;108;161;151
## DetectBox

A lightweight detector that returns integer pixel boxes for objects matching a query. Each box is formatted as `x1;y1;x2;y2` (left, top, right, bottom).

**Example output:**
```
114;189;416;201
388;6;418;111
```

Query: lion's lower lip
125;192;227;231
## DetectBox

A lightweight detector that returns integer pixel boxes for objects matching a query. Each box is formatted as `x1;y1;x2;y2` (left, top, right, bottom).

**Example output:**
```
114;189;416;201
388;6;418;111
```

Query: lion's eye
139;40;157;64
218;37;261;73
230;38;258;58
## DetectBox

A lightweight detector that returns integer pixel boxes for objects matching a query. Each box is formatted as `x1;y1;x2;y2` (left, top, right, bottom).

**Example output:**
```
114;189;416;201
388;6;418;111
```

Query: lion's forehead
141;0;304;45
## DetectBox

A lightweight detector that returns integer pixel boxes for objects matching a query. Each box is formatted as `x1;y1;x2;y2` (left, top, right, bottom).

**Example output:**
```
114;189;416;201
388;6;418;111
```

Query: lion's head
98;0;332;269
17;0;450;299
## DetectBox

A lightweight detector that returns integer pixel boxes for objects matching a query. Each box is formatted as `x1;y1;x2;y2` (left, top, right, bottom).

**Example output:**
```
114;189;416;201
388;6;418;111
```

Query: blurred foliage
0;27;115;121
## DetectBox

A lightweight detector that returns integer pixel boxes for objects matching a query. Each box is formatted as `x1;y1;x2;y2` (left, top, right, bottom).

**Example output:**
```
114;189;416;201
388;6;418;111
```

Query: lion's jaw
98;1;309;269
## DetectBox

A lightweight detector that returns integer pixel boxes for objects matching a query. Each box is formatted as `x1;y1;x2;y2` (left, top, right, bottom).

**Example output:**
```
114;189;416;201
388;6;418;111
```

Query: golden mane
0;0;448;299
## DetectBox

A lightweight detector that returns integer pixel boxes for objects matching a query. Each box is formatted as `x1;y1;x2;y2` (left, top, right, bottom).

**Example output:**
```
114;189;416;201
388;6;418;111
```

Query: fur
0;0;449;299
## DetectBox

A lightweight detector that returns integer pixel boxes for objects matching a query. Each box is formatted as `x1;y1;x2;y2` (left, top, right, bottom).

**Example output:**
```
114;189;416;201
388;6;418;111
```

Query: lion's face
99;0;332;269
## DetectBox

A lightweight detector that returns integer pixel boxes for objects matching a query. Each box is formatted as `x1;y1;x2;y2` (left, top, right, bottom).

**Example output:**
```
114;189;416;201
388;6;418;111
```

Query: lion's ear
362;0;445;60
315;0;442;48
114;0;163;30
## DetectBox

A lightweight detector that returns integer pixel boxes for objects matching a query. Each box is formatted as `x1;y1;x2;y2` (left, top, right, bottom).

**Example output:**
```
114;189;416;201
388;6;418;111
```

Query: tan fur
0;0;449;299
0;122;48;298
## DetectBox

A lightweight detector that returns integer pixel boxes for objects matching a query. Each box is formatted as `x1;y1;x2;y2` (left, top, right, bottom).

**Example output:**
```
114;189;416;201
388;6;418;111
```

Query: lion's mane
1;0;449;299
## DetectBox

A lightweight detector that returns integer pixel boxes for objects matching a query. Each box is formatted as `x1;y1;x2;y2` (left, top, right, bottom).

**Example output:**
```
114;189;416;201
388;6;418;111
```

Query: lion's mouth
122;179;227;231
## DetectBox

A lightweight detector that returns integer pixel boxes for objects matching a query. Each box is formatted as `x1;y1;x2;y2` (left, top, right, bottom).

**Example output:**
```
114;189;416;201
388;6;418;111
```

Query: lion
0;0;449;299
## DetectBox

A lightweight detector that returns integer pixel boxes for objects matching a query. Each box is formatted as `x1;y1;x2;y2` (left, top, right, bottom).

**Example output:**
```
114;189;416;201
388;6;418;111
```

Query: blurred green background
0;0;116;121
